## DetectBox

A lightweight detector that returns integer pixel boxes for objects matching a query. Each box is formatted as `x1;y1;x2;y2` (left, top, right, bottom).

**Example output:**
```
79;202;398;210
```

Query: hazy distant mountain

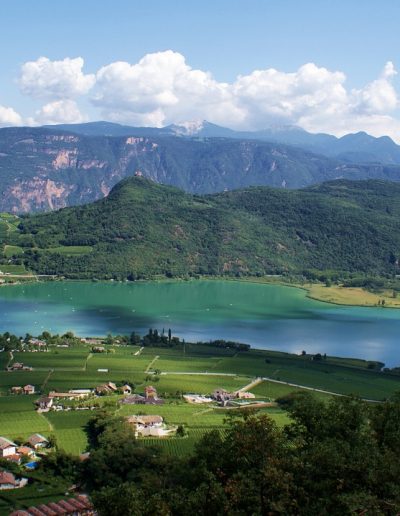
44;120;400;165
2;126;400;212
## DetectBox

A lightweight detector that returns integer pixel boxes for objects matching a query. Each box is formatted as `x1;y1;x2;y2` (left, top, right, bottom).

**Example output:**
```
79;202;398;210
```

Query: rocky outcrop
1;126;400;213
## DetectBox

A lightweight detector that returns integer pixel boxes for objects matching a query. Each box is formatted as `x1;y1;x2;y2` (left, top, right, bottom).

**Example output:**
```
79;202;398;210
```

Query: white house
0;437;17;458
126;415;171;437
28;434;49;449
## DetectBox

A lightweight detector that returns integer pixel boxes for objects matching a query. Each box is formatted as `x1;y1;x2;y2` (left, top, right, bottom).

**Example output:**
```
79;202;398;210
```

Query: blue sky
1;0;400;139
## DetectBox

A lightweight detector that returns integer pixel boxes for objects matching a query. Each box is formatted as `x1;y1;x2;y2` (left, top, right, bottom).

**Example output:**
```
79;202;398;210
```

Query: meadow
0;341;399;460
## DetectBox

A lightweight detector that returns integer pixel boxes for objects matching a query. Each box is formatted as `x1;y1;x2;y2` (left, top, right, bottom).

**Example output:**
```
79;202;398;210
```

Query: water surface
0;280;399;366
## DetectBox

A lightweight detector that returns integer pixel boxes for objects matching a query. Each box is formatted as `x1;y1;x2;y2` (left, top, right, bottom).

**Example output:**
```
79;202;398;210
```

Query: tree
176;425;186;437
47;433;58;449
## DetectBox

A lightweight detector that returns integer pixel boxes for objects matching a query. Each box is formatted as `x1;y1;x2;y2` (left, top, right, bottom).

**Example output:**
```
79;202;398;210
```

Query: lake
1;280;400;366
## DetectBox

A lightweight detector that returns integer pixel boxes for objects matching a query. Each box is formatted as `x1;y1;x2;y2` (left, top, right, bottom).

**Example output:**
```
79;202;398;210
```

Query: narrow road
6;351;13;369
41;369;53;391
145;355;160;373
260;376;382;403
236;377;263;393
158;371;382;403
83;353;93;371
160;371;237;376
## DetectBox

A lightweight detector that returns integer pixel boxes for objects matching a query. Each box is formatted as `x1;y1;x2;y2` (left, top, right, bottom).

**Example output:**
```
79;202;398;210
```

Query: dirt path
236;377;263;393
39;412;54;432
83;353;93;371
160;371;237;376
145;355;160;373
159;371;381;403
41;369;53;391
260;376;381;403
6;351;13;369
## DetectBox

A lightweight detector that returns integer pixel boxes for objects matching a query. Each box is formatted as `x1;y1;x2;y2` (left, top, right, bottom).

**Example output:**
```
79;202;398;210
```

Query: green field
0;342;399;461
0;340;399;514
3;245;24;258
0;264;30;275
44;246;93;256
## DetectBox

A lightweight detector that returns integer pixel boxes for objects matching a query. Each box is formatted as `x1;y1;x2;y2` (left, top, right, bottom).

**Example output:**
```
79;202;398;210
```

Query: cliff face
1;127;400;212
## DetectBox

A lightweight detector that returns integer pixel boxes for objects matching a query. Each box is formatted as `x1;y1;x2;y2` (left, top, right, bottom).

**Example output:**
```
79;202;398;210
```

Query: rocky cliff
1;127;400;212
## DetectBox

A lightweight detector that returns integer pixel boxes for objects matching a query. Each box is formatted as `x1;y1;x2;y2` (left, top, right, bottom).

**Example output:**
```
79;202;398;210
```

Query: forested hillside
4;177;400;279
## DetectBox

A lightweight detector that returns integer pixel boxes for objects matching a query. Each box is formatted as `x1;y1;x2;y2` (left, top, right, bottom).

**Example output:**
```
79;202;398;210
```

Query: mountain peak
169;120;206;135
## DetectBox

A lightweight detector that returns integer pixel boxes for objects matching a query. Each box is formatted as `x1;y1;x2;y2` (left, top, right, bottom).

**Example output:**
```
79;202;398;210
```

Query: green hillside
5;177;400;279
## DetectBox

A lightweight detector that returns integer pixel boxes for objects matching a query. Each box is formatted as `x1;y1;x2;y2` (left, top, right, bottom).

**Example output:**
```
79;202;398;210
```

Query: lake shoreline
2;273;400;310
1;278;400;366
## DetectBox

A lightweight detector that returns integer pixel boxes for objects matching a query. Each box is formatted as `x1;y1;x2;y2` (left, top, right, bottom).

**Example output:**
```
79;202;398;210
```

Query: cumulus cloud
19;57;95;100
0;105;23;126
12;52;400;141
90;51;400;140
93;50;243;127
31;99;86;125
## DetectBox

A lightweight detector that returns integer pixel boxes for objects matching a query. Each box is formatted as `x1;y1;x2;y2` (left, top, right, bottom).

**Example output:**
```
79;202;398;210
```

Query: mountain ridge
43;120;400;165
2;126;400;213
5;176;400;279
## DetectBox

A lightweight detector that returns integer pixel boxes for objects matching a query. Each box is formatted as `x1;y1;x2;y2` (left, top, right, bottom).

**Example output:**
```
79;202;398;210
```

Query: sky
1;0;400;140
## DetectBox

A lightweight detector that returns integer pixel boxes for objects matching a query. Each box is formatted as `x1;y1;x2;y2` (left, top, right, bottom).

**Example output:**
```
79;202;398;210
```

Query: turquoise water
0;280;399;366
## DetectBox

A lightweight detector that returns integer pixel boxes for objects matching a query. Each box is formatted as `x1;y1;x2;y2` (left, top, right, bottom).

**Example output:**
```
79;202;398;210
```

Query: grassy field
3;245;24;258
0;342;399;464
0;264;30;275
0;397;50;439
307;283;400;308
44;246;93;256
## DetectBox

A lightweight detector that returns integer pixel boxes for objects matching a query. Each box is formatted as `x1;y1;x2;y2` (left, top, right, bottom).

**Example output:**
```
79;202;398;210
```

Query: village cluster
0;433;49;489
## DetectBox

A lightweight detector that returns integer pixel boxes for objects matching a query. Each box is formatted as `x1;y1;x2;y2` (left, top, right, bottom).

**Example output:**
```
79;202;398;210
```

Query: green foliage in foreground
79;394;400;515
6;177;400;279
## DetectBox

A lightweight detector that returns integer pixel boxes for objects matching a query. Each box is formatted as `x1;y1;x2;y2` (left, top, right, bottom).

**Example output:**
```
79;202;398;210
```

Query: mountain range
7;176;400;279
2;124;400;212
46;120;400;165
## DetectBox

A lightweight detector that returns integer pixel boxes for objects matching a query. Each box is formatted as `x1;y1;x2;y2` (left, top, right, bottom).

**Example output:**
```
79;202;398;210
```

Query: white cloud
19;57;95;100
0;105;22;126
93;50;245;127
12;52;400;141
32;100;86;125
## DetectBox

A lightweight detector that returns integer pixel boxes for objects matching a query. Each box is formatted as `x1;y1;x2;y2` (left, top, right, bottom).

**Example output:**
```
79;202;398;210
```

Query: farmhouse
23;385;35;395
69;389;92;395
126;415;172;437
120;394;146;404
0;437;17;458
235;391;256;399
28;338;47;348
7;362;32;371
145;385;158;400
95;382;118;395
11;386;23;394
183;394;214;404
48;390;90;400
27;434;49;449
92;346;106;353
17;446;35;458
81;337;103;345
120;384;132;395
120;387;164;405
0;470;17;490
36;396;53;410
213;389;236;402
